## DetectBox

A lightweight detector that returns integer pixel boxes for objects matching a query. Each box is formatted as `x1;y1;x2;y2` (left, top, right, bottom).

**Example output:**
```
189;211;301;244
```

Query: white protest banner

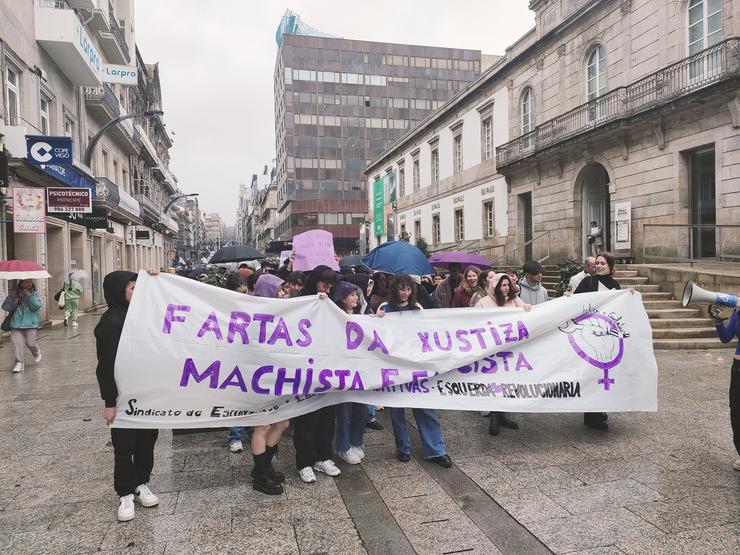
292;229;340;271
112;273;658;428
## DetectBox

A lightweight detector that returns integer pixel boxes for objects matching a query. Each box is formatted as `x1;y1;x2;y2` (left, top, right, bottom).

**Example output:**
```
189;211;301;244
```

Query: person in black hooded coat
95;271;159;522
573;252;634;431
292;265;343;483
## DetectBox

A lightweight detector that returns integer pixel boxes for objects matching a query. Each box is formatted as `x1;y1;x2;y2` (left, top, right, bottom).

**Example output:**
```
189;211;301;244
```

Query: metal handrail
489;230;551;266
83;84;120;117
108;8;131;62
497;37;740;167
642;223;740;265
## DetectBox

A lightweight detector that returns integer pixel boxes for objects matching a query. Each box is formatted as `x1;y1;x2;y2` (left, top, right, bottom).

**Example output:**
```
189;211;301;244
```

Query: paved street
0;312;738;555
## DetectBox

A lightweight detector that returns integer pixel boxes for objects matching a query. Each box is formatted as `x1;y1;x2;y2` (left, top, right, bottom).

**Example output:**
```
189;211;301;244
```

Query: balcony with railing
496;38;740;169
83;83;120;120
98;6;130;64
134;193;162;223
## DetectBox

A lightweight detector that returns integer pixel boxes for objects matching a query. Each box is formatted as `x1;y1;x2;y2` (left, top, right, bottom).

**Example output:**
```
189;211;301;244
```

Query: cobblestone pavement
0;313;738;554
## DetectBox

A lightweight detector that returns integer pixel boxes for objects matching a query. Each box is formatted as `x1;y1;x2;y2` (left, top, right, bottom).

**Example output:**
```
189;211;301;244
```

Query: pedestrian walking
377;274;452;468
250;273;291;494
95;271;159;522
62;272;83;327
331;281;368;465
294;265;342;483
709;303;740;471
518;261;549;305
574;252;634;430
476;273;531;434
2;279;43;373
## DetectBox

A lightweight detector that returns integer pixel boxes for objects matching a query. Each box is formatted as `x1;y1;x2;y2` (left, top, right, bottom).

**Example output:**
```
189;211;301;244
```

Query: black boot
488;412;500;436
265;445;285;483
498;412;519;430
584;412;609;431
251;452;284;495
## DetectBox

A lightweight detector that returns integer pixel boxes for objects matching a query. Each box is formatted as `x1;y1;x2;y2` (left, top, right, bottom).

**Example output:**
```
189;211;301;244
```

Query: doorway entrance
580;164;610;258
518;192;533;261
689;148;716;258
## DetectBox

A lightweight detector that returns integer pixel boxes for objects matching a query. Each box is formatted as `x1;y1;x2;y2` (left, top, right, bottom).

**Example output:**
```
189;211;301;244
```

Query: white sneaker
11;362;23;373
117;494;135;522
349;446;365;460
229;440;243;453
134;484;159;508
72;321;79;327
337;450;361;465
314;459;341;477
298;466;316;483
733;459;740;471
33;351;42;363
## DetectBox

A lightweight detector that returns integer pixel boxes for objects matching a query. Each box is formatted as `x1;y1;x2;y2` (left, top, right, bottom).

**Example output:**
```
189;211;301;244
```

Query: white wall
367;82;510;250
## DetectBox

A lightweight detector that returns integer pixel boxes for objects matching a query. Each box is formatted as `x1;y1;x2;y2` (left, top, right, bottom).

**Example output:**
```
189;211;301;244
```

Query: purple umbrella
428;251;492;270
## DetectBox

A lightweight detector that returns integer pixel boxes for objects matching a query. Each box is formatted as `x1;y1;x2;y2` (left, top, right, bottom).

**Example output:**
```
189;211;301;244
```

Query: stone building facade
496;0;740;263
367;0;740;266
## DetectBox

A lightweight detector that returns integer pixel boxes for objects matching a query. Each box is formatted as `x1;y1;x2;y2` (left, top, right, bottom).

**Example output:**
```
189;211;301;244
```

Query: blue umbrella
362;241;435;276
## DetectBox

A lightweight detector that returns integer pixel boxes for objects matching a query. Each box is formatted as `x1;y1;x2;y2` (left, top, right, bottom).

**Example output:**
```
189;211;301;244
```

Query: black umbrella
209;245;265;264
339;255;365;268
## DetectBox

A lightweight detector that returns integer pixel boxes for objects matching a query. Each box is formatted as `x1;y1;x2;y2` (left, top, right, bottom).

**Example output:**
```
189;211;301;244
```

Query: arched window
586;46;607;101
521;88;534;136
688;0;722;56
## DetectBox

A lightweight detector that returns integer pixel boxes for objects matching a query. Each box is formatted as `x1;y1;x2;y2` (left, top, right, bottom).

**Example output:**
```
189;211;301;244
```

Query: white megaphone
681;281;739;308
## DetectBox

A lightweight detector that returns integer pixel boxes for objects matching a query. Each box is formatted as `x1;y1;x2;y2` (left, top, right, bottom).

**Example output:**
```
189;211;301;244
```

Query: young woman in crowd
95;270;159;522
223;273;250;454
345;273;384;429
294;265;342;482
469;269;495;307
451;266;480;308
331;281;369;464
250;273;291;494
377;274;452;468
573;251;633;431
476;273;531;435
2;279;43;374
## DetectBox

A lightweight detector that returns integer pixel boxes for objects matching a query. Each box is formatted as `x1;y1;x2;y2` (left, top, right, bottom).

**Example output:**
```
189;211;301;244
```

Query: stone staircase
541;265;722;350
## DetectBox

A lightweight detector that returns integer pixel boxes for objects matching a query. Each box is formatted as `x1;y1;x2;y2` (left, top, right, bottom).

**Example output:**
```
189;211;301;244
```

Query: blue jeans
367;405;377;422
390;407;446;458
227;427;243;444
335;403;366;452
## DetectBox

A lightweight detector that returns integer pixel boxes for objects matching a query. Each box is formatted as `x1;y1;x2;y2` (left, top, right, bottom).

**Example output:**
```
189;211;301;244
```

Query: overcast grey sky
134;1;535;225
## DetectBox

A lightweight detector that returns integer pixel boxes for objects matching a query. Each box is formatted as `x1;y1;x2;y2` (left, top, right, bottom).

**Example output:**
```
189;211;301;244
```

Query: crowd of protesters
81;250;739;521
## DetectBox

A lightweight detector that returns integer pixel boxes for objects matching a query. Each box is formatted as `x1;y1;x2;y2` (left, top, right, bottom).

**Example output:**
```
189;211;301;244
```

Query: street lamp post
163;192;199;215
83;110;164;168
84;110;162;307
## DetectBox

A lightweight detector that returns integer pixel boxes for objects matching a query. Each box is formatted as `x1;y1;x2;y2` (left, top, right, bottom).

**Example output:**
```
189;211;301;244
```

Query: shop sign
13;187;46;234
26;135;73;166
47;187;92;213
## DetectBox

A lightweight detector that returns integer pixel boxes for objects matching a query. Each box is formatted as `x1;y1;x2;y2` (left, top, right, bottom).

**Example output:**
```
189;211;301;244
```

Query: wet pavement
0;313;738;554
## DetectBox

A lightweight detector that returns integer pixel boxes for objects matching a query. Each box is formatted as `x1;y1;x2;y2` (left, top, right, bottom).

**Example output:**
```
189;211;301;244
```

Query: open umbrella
428;251;492;270
362;241;435;276
209;245;264;264
0;260;52;280
339;255;369;270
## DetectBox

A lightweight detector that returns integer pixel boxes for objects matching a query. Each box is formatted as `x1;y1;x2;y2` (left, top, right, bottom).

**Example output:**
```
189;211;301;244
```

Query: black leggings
111;428;159;496
730;359;739;456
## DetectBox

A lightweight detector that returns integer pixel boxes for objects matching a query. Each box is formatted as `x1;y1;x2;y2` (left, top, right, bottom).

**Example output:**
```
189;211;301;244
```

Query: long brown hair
491;274;517;306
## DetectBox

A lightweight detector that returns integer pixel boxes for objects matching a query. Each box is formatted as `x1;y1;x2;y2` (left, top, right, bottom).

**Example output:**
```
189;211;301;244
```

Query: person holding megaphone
708;303;740;472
